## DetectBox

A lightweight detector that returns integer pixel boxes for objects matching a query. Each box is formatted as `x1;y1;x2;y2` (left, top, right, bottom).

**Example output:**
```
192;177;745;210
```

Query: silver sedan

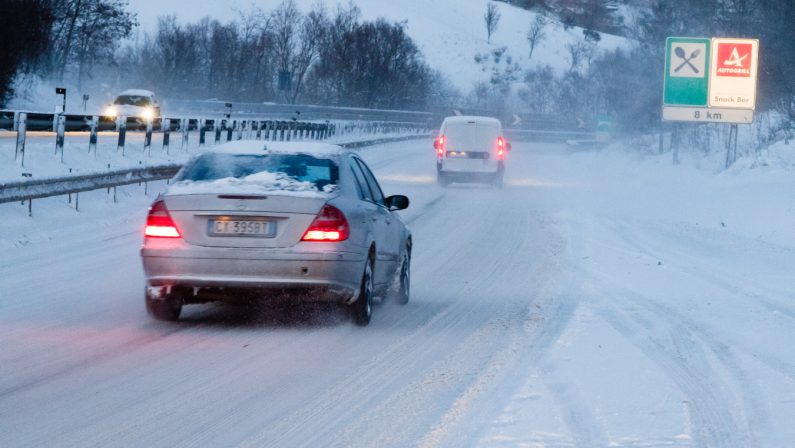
140;141;411;326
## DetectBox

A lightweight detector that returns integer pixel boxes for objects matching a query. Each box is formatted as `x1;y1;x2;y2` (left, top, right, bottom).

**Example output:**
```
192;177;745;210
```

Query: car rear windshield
113;95;151;106
444;122;500;150
176;153;339;190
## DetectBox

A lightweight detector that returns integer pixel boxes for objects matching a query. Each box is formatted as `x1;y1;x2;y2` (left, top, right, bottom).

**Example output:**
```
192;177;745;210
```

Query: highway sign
663;37;710;107
708;38;759;110
662;106;753;123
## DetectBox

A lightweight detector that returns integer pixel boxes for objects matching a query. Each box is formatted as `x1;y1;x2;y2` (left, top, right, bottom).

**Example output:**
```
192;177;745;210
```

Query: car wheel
351;256;374;326
394;245;411;305
145;288;183;321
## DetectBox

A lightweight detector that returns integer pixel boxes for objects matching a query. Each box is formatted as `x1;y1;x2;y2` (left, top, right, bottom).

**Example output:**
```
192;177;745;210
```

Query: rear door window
348;157;373;201
354;158;386;207
443;121;500;150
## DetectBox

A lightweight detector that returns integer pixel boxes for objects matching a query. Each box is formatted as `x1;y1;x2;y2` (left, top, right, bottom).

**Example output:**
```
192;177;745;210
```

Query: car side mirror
386;195;409;211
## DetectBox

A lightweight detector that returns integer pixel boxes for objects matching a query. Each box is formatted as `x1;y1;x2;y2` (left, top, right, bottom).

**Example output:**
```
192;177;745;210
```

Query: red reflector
145;199;181;238
301;204;349;242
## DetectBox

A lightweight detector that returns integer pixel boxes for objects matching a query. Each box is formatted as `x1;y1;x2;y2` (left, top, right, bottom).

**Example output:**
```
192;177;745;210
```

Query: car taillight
301;204;350;242
497;136;505;160
434;135;445;157
144;199;181;238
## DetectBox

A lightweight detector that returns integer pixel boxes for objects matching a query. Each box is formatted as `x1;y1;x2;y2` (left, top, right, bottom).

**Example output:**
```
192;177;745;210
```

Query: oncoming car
104;89;160;121
434;116;511;187
140;141;412;326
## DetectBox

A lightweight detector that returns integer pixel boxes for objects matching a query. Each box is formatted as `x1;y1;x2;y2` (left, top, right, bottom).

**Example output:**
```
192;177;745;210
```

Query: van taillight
434;135;445;157
301;204;350;242
497;136;505;160
144;199;181;238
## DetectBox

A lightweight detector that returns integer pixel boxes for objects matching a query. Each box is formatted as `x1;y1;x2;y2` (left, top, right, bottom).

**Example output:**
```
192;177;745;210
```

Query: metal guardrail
163;99;434;125
0;109;340;133
0;134;433;208
504;128;597;142
0;164;182;204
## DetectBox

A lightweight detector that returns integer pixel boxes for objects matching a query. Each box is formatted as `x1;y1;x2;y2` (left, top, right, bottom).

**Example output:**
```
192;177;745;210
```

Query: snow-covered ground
1;137;793;447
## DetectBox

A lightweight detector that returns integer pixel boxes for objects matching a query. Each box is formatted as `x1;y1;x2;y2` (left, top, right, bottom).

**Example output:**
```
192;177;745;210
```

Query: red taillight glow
435;135;445;157
301;204;349;242
144;199;181;238
497;136;505;160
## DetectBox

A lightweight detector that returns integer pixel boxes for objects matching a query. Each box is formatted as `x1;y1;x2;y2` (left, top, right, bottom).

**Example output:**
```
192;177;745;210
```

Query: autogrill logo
716;43;752;77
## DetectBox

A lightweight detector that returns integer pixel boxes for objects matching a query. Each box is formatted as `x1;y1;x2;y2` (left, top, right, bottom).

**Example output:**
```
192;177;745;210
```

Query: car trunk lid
164;193;327;248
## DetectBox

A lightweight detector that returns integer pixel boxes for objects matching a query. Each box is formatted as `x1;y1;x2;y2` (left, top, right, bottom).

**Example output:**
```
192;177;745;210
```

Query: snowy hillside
129;0;629;90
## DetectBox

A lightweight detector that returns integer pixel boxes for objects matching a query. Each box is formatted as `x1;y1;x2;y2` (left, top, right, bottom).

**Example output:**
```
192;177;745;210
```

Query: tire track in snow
237;188;511;447
594;298;754;448
585;218;769;447
603;218;795;381
237;186;578;448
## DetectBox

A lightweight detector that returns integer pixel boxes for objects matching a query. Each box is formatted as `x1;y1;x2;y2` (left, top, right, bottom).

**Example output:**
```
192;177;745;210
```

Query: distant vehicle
433;116;510;187
104;89;160;121
140;141;412;326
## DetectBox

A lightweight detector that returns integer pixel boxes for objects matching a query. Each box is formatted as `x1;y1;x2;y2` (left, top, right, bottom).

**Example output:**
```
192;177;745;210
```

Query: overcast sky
130;0;251;31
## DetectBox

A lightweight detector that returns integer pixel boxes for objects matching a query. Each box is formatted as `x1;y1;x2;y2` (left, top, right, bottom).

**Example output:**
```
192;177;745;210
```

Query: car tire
145;288;183;321
351;256;374;326
394;244;411;305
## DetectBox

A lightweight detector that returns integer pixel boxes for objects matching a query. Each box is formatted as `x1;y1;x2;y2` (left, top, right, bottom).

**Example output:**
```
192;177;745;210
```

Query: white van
434;116;510;187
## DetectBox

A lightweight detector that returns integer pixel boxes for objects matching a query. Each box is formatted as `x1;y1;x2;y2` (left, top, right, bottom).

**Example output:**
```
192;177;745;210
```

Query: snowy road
1;139;794;447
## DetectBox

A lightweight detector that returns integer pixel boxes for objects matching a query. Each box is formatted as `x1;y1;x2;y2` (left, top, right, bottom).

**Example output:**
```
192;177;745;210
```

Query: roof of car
207;141;346;158
118;89;156;97
442;115;502;126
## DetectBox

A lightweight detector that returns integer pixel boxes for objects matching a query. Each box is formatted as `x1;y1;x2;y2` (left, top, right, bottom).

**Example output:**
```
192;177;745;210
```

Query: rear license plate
208;218;276;237
446;151;489;159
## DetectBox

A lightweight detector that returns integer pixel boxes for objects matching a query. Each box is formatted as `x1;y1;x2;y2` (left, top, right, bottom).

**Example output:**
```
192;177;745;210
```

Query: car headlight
103;106;117;118
141;107;154;121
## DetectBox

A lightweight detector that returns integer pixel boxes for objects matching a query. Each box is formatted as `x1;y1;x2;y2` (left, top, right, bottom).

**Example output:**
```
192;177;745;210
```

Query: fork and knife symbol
674;46;701;73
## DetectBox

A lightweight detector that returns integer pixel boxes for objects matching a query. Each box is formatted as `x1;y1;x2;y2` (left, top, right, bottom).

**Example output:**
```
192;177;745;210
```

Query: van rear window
443;123;500;150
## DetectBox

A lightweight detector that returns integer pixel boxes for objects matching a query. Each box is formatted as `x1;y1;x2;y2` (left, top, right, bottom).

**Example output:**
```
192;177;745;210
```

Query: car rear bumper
141;246;366;303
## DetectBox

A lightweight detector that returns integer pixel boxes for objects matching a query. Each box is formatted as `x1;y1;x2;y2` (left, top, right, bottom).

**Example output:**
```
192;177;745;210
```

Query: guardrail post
145;118;154;154
15;112;27;166
280;122;286;141
215;120;223;144
237;120;244;141
180;118;189;150
286;121;292;141
162;118;171;153
199;119;206;146
227;120;234;142
89;116;98;155
55;114;66;162
117;116;127;155
255;121;262;140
